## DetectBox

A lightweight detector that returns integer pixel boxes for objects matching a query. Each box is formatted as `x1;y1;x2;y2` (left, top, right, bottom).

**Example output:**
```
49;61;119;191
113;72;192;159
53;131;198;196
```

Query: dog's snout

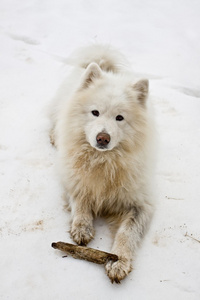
96;132;110;146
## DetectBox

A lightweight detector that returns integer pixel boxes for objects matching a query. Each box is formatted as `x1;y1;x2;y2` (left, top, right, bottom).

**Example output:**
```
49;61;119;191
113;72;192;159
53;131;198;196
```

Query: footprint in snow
7;32;40;45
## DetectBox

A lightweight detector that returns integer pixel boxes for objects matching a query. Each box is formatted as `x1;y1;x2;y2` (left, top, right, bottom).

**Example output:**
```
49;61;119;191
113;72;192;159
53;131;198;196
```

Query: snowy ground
1;0;200;299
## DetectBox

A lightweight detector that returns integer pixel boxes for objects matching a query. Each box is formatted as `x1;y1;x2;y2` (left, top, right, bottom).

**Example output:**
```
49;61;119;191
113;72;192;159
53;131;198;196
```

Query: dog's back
66;44;129;73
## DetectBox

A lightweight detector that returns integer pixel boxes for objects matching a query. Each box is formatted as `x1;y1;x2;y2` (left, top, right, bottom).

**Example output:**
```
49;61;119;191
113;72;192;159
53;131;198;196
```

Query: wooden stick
184;232;200;243
52;241;118;264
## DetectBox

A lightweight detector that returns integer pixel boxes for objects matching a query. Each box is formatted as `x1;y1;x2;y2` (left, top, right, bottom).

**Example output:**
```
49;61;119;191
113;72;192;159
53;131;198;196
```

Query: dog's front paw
70;221;95;246
105;257;132;284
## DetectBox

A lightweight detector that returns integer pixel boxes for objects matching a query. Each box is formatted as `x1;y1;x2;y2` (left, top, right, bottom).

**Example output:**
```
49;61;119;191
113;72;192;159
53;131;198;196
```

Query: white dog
49;44;155;283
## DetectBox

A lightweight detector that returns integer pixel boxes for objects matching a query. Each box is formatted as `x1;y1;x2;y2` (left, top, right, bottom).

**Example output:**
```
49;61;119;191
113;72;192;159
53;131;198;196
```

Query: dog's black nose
96;132;110;146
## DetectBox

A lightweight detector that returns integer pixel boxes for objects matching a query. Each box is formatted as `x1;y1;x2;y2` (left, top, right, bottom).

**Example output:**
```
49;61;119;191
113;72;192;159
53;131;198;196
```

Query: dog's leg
105;203;153;283
70;198;95;246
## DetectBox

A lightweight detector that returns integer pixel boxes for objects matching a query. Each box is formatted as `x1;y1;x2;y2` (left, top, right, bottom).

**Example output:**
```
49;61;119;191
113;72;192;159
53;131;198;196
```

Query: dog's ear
133;79;149;104
81;63;102;89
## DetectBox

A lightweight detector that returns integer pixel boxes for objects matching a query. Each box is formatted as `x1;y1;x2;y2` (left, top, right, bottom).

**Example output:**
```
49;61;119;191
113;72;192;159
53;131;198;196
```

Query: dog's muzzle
96;132;110;149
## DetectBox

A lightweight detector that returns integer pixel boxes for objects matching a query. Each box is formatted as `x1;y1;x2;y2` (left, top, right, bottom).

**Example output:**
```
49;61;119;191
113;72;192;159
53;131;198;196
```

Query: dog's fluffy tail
66;44;129;73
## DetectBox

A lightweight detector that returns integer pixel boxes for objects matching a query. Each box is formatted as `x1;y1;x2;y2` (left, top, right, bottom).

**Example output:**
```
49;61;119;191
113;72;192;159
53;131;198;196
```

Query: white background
0;0;200;299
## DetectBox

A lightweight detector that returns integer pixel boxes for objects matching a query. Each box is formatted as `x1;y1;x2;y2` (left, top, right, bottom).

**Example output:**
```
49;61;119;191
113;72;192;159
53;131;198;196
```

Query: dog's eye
91;110;100;117
116;115;124;121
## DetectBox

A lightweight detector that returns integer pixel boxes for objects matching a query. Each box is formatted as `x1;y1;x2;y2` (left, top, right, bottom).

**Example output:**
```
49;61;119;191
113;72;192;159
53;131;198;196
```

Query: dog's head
74;63;149;152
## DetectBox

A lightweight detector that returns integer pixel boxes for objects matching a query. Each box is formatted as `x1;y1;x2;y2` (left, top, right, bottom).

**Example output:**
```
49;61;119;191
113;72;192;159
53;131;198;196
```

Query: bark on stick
52;241;118;265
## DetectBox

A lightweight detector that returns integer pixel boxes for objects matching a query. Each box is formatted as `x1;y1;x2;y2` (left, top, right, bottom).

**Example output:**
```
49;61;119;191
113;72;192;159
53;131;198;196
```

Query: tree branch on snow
52;242;118;264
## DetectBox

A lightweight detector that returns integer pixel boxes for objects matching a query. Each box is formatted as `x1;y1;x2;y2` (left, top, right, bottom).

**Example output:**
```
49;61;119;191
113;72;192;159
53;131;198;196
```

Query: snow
0;0;200;299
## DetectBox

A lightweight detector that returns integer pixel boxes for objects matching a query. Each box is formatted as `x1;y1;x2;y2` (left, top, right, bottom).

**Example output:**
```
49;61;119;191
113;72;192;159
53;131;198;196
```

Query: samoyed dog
50;44;155;283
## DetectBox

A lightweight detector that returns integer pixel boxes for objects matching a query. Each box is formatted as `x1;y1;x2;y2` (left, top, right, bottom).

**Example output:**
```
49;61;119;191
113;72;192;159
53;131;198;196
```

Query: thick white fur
49;44;155;283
